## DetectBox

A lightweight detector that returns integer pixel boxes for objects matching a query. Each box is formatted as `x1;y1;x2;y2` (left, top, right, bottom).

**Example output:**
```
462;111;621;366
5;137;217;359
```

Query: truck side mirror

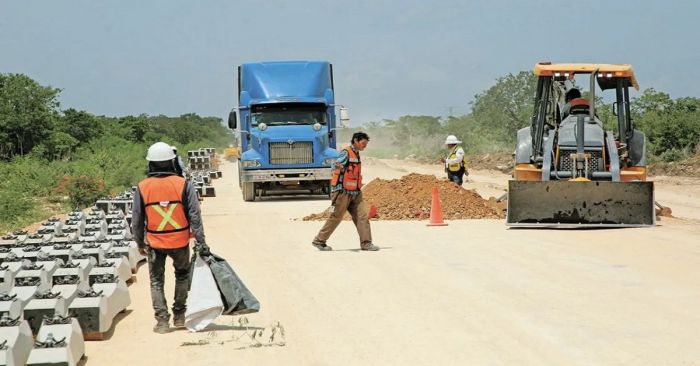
339;107;350;128
611;102;618;116
228;110;237;129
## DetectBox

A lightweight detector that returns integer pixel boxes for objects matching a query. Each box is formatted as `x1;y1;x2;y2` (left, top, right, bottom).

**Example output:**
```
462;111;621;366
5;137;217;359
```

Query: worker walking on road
312;132;379;252
131;142;208;334
441;135;468;185
171;145;189;179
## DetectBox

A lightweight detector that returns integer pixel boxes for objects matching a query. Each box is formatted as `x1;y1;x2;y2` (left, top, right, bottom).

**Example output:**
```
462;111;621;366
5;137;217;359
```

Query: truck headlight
323;158;337;166
242;160;261;168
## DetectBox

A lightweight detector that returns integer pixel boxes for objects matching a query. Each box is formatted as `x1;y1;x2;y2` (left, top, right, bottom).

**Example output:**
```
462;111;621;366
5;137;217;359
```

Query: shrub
62;175;107;209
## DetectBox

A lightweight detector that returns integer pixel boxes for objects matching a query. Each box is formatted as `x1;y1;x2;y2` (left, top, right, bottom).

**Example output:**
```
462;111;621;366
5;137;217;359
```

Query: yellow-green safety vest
447;145;467;172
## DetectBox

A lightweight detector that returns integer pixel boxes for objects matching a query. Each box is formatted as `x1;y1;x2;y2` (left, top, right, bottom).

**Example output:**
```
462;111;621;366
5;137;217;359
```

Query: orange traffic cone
368;204;378;219
427;186;448;226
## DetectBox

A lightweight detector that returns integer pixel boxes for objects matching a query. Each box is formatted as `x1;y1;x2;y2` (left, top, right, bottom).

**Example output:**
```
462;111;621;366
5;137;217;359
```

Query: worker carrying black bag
194;242;260;315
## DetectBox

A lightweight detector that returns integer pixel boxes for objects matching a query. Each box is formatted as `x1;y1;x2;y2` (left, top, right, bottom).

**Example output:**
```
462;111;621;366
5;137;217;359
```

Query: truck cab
228;61;348;201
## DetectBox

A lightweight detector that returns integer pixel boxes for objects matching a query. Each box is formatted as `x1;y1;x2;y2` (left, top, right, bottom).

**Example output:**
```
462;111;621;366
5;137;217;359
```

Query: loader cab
528;64;640;168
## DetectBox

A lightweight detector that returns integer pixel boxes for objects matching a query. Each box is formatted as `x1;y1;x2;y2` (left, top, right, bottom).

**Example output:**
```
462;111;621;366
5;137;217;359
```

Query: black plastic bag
204;251;260;315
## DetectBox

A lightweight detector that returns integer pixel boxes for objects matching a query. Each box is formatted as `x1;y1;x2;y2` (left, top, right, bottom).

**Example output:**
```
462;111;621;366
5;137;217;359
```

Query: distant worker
132;142;208;334
311;132;379;252
441;135;468;185
561;87;589;118
171;145;189;179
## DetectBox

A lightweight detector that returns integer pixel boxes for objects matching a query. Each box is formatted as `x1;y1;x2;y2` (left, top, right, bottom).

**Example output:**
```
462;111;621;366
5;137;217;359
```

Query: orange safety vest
331;146;362;190
138;175;190;249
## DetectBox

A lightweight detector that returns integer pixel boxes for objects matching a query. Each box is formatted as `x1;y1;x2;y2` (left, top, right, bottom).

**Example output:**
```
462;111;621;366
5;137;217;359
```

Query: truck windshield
251;103;327;126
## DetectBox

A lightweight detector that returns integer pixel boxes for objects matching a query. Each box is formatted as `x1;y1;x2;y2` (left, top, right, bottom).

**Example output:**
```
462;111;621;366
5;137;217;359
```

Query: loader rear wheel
242;182;255;201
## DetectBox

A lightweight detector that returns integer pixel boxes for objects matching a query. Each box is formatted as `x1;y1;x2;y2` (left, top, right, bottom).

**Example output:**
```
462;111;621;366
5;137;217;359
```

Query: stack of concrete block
0;188;146;363
190;171;217;198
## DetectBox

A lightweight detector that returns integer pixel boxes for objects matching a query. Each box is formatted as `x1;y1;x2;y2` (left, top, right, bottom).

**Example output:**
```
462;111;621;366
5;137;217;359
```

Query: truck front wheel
242;182;255;201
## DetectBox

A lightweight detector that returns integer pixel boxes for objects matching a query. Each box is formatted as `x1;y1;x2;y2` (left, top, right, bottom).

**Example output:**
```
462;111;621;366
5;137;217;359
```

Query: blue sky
1;0;698;125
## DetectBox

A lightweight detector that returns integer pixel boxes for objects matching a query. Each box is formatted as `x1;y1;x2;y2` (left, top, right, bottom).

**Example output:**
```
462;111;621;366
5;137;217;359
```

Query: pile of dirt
649;152;700;178
467;153;513;173
303;173;505;221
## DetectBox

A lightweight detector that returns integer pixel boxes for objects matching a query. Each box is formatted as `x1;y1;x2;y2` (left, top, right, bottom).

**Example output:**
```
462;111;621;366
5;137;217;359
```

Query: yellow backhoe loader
507;63;654;227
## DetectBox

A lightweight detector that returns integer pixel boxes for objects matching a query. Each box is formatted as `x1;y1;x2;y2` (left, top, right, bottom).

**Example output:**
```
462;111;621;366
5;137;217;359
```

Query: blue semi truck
227;61;349;201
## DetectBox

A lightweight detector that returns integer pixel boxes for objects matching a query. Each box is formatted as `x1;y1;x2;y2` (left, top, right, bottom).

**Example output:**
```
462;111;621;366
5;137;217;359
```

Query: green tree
0;73;61;159
46;132;79;160
471;71;538;146
121;115;149;142
56;108;103;144
631;88;673;115
634;95;700;159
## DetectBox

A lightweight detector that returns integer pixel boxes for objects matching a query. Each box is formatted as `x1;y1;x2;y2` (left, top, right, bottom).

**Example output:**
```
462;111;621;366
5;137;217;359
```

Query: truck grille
269;141;313;165
558;149;603;175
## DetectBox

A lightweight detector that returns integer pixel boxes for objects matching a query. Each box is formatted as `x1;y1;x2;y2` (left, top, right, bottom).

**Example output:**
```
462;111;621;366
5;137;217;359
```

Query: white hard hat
445;135;462;145
146;142;176;161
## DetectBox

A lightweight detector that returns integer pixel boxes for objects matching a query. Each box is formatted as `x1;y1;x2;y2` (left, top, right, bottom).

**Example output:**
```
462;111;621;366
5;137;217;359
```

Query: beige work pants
314;191;372;245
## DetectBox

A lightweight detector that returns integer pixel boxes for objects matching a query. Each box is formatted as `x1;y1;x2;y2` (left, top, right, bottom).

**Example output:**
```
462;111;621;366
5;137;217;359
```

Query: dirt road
86;158;700;365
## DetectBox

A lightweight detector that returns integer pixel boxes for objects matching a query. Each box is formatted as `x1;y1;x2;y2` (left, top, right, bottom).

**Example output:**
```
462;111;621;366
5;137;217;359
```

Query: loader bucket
506;180;655;227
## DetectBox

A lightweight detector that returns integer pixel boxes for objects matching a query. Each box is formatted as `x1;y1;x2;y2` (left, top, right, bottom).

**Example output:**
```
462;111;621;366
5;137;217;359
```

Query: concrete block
0;316;33;366
49;232;79;244
0;293;23;319
50;281;87;306
68;254;96;274
27;316;84;366
0;235;19;246
12;268;52;303
202;186;216;197
34;258;63;278
0;247;13;265
62;219;85;236
86;208;104;220
10;231;28;244
17;245;42;261
89;260;131;285
93;277;130;320
0;267;15;293
77;243;104;264
107;241;143;272
23;234;48;246
52;267;88;287
95;241;113;252
23;291;68;335
68;288;110;338
0;255;29;274
47;244;74;264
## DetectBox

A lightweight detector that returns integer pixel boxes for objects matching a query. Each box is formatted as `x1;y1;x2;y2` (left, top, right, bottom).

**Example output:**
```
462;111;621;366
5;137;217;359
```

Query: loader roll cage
529;63;640;167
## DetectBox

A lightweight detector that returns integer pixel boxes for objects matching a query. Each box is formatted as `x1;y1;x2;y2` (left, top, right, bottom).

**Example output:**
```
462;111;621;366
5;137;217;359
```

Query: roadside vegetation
341;71;700;172
0;73;233;232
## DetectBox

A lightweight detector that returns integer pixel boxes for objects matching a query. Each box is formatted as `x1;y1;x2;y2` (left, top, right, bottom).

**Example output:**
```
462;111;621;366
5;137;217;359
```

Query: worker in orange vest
312;132;379;251
131;142;208;334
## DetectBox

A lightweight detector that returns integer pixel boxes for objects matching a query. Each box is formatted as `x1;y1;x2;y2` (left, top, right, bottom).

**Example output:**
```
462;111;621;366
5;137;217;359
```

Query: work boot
173;313;185;328
153;319;170;334
360;243;380;251
312;241;332;251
